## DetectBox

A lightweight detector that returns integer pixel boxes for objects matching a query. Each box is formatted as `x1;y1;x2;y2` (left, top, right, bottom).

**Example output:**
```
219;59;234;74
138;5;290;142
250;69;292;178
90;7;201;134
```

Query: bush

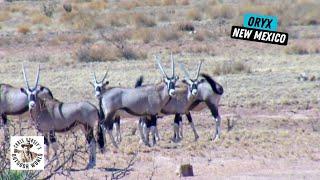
177;22;195;32
133;28;154;43
63;3;72;13
17;24;31;34
157;28;181;41
0;12;11;22
187;8;202;21
206;4;235;19
131;13;156;27
213;60;251;75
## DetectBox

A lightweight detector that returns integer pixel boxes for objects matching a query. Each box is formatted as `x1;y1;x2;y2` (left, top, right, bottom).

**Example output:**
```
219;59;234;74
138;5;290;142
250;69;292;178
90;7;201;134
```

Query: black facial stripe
96;86;101;92
169;81;175;90
30;94;36;101
191;83;197;90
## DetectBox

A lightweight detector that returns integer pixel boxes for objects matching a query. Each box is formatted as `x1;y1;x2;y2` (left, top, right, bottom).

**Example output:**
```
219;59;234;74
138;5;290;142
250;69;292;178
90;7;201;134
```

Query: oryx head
179;60;204;96
20;64;44;110
155;53;178;96
90;70;109;98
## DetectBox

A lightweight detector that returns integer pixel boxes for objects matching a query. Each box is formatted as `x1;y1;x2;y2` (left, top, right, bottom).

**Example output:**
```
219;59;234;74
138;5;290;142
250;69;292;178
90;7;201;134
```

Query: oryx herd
0;54;223;169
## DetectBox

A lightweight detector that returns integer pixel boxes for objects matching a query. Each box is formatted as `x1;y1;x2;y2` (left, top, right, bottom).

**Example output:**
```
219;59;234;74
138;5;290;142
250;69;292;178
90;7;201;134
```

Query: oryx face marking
90;71;109;98
179;60;204;97
20;88;40;110
155;53;178;97
20;64;41;110
164;76;178;96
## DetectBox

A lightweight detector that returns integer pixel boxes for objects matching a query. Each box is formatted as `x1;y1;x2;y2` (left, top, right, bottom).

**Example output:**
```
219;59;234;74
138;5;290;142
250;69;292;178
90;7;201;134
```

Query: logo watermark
231;13;288;45
10;136;45;170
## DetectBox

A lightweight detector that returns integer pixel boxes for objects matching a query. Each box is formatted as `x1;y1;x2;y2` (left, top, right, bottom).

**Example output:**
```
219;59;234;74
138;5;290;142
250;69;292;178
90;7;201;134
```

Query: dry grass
178;0;189;5
17;24;31;35
187;8;202;21
118;0;142;10
213;60;251;75
177;22;195;32
156;28;182;41
31;12;51;25
206;4;236;19
161;0;177;6
0;11;11;22
285;43;320;55
131;13;156;27
86;0;108;10
132;28;154;43
158;12;170;22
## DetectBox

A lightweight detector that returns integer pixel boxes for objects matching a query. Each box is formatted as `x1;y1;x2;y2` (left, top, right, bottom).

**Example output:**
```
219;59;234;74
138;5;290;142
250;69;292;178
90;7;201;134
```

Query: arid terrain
0;0;320;179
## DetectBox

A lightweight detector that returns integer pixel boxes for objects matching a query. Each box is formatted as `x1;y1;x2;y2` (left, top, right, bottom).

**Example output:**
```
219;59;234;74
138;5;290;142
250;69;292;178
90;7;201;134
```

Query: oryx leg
114;116;121;143
104;112;118;148
186;112;199;141
150;115;158;146
138;117;147;144
1;114;9;142
44;134;50;163
49;131;59;167
154;117;160;141
172;114;182;142
97;121;106;153
206;102;221;141
85;127;96;169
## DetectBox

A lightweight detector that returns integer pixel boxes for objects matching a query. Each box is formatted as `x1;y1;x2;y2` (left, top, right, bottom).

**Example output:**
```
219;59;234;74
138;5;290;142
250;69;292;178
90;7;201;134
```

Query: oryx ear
199;79;205;83
39;86;45;91
20;88;27;95
103;81;109;86
181;79;187;84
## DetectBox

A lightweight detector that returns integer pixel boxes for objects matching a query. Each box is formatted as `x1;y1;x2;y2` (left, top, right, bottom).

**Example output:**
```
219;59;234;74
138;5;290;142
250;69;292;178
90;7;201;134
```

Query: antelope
89;71;122;143
141;61;224;142
139;61;203;142
97;54;178;150
0;84;53;127
90;71;145;144
21;65;98;169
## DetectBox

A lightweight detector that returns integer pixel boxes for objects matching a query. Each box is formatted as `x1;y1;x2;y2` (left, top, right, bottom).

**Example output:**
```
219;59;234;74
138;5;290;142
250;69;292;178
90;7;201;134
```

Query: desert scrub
156;28;182;41
0;11;11;22
213;60;251;75
206;4;235;19
131;13;156;27
187;8;202;21
17;24;31;34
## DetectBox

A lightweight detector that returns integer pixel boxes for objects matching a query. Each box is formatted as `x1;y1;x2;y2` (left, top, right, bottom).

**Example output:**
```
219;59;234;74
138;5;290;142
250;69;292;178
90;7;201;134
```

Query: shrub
76;45;120;62
206;4;235;19
187;8;202;21
178;0;189;5
213;60;251;75
0;12;11;22
42;2;56;18
118;0;141;10
31;13;51;25
63;3;72;13
17;24;31;34
162;0;176;6
158;12;170;22
157;28;182;41
133;28;154;43
131;13;156;27
177;22;195;32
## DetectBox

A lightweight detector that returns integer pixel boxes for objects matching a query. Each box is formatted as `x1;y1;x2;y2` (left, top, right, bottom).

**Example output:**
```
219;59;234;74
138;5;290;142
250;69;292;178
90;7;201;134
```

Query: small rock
177;164;194;177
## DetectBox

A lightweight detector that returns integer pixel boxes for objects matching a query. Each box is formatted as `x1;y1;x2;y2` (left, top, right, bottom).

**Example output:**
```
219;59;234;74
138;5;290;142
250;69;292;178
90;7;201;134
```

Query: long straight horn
101;70;108;83
33;64;40;90
155;55;168;78
93;72;98;83
195;60;203;79
178;63;191;80
171;52;175;77
22;64;30;90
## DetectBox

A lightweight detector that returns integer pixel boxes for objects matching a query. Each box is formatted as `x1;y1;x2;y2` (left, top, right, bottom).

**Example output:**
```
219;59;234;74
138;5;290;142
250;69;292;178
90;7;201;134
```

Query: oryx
21;65;98;169
90;71;144;145
182;72;224;141
141;60;224;142
0;84;53;127
89;71;122;143
97;54;178;150
139;61;204;142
